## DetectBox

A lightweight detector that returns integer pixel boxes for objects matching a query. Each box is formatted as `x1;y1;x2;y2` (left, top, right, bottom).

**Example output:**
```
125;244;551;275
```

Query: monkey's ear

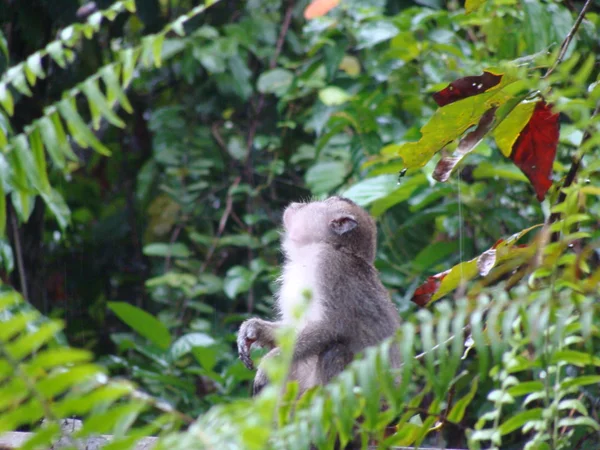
329;214;357;235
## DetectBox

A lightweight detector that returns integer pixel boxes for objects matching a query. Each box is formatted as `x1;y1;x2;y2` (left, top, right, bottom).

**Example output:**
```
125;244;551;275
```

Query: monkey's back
317;248;400;360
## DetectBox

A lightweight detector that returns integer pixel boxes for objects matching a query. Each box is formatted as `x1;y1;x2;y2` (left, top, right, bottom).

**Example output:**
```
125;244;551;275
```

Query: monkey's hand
237;318;279;370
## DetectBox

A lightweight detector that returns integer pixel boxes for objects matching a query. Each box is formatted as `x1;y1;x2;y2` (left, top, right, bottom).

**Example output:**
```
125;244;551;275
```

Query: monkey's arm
292;321;349;363
237;318;281;370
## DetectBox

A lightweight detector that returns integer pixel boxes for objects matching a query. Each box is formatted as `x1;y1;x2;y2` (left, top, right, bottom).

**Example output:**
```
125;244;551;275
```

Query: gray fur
237;196;400;396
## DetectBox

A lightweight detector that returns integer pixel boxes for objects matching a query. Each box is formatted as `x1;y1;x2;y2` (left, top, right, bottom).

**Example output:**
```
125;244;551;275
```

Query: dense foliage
0;0;599;448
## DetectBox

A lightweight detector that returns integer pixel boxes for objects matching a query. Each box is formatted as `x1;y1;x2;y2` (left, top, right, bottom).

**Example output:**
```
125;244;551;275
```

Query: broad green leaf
57;98;112;156
20;423;60;450
356;21;399;49
257;69;294;96
169;332;215;361
342;174;399;206
561;375;600;390
557;416;600;431
507;381;544;397
101;65;133;113
108;302;172;349
318;87;352;106
223;266;254;299
370;174;428;216
305;161;347;194
498;408;543;435
551;350;600;367
81;79;126;128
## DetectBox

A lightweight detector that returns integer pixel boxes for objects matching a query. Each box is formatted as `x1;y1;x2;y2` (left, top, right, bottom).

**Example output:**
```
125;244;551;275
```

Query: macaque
237;196;400;395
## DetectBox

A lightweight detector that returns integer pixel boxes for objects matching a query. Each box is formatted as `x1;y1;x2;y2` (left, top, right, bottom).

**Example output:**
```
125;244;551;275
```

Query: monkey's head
282;196;377;262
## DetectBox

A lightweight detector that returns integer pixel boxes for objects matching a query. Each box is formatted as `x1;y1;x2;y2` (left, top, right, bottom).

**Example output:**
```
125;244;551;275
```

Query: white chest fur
277;243;324;327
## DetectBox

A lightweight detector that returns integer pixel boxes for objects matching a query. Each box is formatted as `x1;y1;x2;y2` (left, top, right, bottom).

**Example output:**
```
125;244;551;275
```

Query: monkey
237;196;401;397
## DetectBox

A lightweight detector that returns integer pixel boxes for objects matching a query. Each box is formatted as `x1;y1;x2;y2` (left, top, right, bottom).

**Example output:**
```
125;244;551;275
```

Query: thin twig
199;176;242;273
544;0;594;79
549;101;600;233
9;203;28;301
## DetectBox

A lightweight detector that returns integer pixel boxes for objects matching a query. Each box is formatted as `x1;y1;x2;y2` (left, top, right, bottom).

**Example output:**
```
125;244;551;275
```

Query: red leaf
411;270;449;307
432;72;503;107
510;101;559;201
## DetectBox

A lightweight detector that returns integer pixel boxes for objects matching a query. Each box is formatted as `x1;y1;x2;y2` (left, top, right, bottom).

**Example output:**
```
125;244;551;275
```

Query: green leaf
26;53;45;81
46;41;67;68
38;116;66;169
41;189;71;230
318;87;352;106
557;416;600;431
57;98;112;156
223;266;253;299
341;175;398;206
6;65;32;96
356;21;399;49
257;69;294;96
561;375;600;390
81;78;126;128
143;243;191;258
13;134;50;195
28;128;52;193
6;320;63;360
169;333;215;361
101;65;133;114
498;408;543;435
305;161;347;194
551;350;600;367
29;347;92;369
108;302;172;350
493;100;536;158
49;111;78;161
0;83;14;115
120;48;141;87
447;378;479;423
507;381;544;397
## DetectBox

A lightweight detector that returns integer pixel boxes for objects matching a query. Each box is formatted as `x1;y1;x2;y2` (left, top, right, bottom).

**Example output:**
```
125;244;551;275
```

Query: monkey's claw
237;320;258;370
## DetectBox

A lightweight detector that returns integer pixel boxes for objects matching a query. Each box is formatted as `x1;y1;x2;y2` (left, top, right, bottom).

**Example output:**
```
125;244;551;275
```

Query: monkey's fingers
239;350;255;370
237;336;256;370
